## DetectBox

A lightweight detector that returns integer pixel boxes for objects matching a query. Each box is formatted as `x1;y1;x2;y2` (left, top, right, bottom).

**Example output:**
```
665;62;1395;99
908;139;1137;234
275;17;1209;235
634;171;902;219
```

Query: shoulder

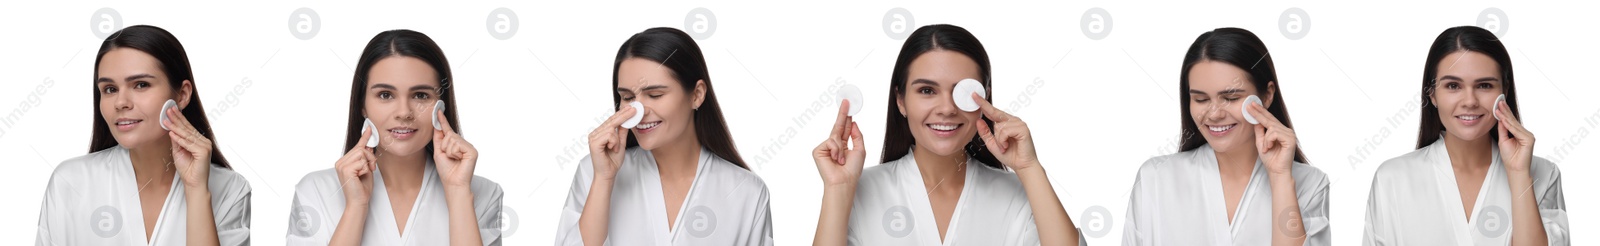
1372;147;1434;181
206;165;252;196
1133;150;1204;178
469;175;505;200
49;148;124;180
859;156;908;190
704;155;769;196
1290;162;1330;187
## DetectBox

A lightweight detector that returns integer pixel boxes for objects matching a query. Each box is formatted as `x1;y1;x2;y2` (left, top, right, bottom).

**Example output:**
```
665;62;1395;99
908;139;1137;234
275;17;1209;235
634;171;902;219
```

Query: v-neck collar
639;148;712;245
371;160;436;243
1195;144;1265;245
895;150;977;246
1425;138;1501;243
113;146;182;245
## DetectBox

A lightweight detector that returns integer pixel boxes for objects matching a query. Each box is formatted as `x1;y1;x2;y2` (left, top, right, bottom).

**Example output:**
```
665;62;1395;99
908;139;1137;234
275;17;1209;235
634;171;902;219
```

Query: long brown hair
880;24;1003;169
1177;28;1307;163
1416;26;1518;148
612;27;747;169
90;25;230;168
343;30;461;154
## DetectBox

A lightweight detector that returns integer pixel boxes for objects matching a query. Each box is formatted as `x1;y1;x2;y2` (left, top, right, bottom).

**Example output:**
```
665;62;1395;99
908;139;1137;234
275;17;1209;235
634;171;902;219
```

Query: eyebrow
96;74;157;83
1188;89;1246;95
616;84;671;94
910;79;939;87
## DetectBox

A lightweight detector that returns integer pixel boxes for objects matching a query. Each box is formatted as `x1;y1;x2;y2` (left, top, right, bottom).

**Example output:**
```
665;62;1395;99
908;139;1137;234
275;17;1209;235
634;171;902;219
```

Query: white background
2;0;1594;245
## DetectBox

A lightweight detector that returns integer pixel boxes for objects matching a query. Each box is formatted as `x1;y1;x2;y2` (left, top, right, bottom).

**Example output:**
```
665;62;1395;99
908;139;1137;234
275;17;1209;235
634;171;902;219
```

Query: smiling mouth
928;123;960;132
116;119;143;126
1456;114;1484;121
636;121;661;130
1206;123;1237;135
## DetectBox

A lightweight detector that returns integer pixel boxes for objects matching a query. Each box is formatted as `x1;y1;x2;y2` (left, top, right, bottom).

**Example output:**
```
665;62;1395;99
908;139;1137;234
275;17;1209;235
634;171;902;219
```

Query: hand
432;109;479;188
1246;103;1298;174
813;100;866;187
1494;99;1535;172
163;105;212;190
971;93;1041;171
588;104;637;181
336;123;378;205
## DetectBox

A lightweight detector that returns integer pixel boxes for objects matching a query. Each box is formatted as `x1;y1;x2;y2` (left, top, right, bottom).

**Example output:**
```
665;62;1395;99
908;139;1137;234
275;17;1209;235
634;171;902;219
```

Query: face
97;48;190;150
364;56;442;156
615;58;705;150
1187;60;1271;153
1430;51;1502;142
897;50;983;157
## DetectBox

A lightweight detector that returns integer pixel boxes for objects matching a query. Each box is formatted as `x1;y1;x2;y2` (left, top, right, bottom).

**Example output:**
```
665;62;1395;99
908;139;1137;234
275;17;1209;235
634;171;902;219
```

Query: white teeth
1458;115;1481;121
929;124;958;131
636;122;660;129
391;129;416;134
116;120;139;125
1208;124;1234;132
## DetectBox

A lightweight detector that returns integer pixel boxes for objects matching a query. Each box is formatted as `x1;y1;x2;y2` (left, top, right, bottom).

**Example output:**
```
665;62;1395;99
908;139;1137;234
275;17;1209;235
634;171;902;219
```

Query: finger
1248;103;1286;129
613;125;629;152
972;93;1013;122
356;122;373;150
831;100;850;139
1254;124;1268;154
1495;100;1531;137
976;119;1001;153
164;105;194;133
849;121;866;153
435;104;455;133
601;105;637;129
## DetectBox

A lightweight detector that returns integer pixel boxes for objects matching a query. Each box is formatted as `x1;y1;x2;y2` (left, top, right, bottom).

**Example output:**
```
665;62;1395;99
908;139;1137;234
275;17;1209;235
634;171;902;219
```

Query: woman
285;29;502;245
1120;27;1330;246
1361;26;1567;245
555;27;772;245
36;25;252;245
811;24;1084;246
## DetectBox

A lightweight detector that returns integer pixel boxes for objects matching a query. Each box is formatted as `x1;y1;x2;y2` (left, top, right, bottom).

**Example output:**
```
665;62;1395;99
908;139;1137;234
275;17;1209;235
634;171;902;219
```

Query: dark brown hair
1178;27;1307;163
90;25;230;168
880;24;1002;169
344;29;460;155
1416;26;1518;148
613;27;747;169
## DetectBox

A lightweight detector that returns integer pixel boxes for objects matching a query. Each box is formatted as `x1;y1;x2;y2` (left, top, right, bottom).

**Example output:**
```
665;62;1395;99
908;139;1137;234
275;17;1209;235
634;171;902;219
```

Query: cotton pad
364;118;379;148
1493;94;1505;120
431;100;445;130
620;101;645;129
953;78;987;112
1241;95;1264;125
159;99;177;131
837;84;863;116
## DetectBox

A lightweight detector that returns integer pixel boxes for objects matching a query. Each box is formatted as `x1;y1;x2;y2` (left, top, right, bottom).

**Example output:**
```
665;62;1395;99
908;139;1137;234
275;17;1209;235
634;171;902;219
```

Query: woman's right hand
813;100;866;188
588;104;637;181
336;125;378;206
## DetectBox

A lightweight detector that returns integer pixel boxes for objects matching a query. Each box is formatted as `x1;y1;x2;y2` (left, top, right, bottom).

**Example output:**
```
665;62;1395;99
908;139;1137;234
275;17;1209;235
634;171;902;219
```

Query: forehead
1187;60;1254;92
367;56;439;88
616;58;679;91
1434;51;1500;80
906;50;980;86
97;48;165;80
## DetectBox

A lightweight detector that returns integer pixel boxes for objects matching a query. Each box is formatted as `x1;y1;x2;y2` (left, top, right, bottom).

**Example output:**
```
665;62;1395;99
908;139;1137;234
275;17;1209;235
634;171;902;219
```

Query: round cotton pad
620;101;645;129
1493;94;1505;120
1241;95;1264;125
159;99;177;131
364;118;380;148
431;100;445;130
837;84;863;116
953;78;987;112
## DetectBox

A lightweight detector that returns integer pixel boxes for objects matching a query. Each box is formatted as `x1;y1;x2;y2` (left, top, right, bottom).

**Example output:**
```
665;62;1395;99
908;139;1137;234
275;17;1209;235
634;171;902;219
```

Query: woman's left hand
432;108;479;188
1494;99;1535;172
1246;102;1297;174
163;104;212;190
971;93;1041;171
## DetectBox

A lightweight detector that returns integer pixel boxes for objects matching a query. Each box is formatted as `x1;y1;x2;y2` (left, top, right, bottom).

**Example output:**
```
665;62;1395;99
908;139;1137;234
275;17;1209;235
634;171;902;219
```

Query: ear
895;90;907;116
176;80;195;110
1263;81;1277;106
691;79;707;109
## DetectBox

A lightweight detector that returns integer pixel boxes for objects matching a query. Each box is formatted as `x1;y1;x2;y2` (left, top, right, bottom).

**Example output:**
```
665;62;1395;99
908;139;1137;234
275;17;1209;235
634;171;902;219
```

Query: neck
127;139;177;187
651;132;703;179
1441;132;1494;171
912;145;967;191
376;148;428;190
1212;143;1259;178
